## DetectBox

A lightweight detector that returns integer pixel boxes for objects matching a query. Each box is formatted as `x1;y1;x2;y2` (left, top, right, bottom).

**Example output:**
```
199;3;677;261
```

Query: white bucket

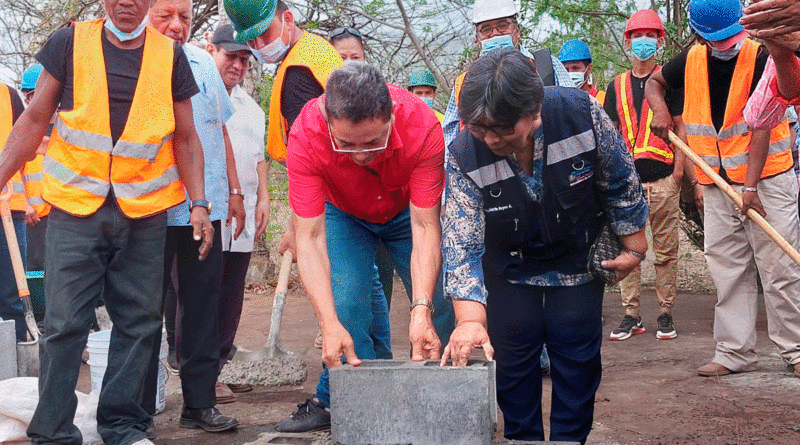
87;329;168;413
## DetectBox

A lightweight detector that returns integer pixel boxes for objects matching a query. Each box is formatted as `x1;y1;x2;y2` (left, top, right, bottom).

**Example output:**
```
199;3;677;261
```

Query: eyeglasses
468;123;516;137
328;123;391;153
328;26;362;41
476;19;516;38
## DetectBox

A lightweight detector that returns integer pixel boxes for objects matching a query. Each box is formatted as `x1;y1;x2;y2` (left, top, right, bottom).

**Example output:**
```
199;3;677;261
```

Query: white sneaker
130;439;155;445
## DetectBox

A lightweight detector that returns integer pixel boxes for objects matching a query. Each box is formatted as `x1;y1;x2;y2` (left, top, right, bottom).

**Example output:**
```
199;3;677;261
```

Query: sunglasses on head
328;26;362;40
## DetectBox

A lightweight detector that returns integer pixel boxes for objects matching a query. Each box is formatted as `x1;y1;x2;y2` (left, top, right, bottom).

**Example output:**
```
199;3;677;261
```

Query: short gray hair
325;62;392;123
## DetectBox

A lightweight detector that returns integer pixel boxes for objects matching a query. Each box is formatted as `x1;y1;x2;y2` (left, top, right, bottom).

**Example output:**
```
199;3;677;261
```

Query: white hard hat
472;0;520;24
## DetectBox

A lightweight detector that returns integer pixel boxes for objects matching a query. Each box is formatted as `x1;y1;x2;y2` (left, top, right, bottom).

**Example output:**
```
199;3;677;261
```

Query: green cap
408;69;436;89
224;0;278;44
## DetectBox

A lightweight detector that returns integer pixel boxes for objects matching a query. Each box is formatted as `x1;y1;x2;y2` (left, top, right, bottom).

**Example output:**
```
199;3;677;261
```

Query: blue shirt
442;46;572;149
442;98;648;303
167;44;235;225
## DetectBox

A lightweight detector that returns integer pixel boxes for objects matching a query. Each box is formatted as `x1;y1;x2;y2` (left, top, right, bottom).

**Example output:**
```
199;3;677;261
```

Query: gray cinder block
0;319;17;381
330;360;497;445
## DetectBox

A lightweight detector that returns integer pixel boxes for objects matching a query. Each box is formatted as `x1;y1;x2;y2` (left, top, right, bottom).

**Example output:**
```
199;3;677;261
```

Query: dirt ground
70;231;800;445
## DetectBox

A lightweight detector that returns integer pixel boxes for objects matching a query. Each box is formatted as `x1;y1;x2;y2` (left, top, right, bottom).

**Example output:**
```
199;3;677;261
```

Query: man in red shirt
278;62;454;432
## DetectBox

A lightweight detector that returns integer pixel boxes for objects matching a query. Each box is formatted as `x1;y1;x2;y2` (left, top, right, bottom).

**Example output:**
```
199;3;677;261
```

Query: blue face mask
422;97;434;108
631;36;658;61
480;34;515;56
104;16;148;42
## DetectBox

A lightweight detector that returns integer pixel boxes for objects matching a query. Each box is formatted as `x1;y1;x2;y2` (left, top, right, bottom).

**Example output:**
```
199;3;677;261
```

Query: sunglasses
328;26;362;41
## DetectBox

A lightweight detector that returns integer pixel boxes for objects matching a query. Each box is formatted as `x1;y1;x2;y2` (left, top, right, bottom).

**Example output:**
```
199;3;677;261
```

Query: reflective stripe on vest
22;155;50;217
267;32;342;162
615;70;673;165
44;19;185;217
683;39;792;184
0;84;26;211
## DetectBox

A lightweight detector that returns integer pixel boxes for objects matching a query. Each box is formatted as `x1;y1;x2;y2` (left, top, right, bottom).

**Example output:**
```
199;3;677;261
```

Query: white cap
472;0;519;24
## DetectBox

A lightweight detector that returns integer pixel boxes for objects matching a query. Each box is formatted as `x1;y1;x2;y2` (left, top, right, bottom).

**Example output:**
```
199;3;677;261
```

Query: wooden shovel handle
668;131;800;268
1;183;30;298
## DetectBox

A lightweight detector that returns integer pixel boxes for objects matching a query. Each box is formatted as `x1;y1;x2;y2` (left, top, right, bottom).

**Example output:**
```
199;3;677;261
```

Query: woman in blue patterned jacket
440;48;648;444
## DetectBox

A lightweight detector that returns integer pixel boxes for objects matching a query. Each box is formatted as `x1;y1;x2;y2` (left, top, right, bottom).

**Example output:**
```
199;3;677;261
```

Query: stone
219;356;307;387
0;319;17;380
330;360;497;445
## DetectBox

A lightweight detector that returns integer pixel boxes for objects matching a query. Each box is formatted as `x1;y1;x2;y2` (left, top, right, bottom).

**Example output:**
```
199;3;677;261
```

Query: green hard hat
408;69;437;89
224;0;278;44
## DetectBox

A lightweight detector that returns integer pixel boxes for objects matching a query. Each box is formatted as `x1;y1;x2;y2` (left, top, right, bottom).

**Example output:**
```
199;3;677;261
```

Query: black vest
450;87;601;280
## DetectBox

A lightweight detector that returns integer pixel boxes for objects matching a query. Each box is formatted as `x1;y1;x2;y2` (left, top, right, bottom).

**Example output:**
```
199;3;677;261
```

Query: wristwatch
189;199;212;213
623;247;646;261
742;186;758;194
410;298;434;314
229;188;244;197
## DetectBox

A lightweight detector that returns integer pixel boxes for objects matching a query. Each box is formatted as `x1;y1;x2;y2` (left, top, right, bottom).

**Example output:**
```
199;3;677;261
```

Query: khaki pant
703;170;800;371
619;174;680;317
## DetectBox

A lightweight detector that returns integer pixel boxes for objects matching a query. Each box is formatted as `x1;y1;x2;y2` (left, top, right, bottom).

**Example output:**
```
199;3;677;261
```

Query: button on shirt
287;85;444;223
167;43;235;225
222;84;266;252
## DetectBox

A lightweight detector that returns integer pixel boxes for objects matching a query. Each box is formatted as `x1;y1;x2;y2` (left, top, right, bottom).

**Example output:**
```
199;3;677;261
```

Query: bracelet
410;298;434;314
690;179;699;187
230;188;244;196
623;247;646;261
742;186;758;194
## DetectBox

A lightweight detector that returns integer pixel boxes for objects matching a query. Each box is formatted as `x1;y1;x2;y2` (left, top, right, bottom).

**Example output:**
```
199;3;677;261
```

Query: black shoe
145;425;155;440
275;398;331;433
167;349;179;375
179;407;239;432
656;313;677;340
609;315;645;341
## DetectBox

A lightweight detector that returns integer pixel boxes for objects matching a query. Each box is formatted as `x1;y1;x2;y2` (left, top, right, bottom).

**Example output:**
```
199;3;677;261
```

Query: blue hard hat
21;64;43;91
689;0;744;42
559;39;592;64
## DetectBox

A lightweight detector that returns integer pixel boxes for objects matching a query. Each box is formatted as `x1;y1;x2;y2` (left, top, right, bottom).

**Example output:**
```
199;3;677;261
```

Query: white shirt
221;84;267;252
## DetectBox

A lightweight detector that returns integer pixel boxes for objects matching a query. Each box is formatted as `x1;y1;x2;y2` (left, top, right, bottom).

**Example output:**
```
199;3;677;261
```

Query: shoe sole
656;330;677;340
697;369;732;377
609;327;646;341
166;365;179;376
275;424;331;433
216;395;236;404
179;418;239;432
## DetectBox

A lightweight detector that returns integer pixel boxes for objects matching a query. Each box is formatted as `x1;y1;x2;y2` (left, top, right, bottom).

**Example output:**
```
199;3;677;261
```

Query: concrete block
0;319;17;381
330;359;497;445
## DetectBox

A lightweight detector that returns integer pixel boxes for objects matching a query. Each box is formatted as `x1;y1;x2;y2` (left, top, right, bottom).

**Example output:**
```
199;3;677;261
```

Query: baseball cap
211;23;252;52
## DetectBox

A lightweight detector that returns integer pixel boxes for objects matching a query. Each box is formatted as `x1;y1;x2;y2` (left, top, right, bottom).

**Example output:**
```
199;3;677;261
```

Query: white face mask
104;16;148;42
569;71;586;88
710;40;743;61
251;19;290;64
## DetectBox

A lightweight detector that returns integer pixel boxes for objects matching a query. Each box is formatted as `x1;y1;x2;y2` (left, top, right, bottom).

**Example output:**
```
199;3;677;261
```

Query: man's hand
738;190;767;217
671;169;684;190
741;0;800;38
693;183;705;213
602;250;645;283
25;203;40;226
440;321;494;367
320;321;361;368
408;306;442;361
650;110;674;141
227;194;246;239
190;206;214;260
255;200;270;239
278;228;298;261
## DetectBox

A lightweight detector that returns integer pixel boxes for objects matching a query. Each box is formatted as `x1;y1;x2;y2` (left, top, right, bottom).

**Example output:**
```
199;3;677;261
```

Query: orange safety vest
0;84;26;212
453;72;466;131
44;19;185;218
615;69;674;165
23;154;50;218
267;32;342;162
592;88;606;106
684;39;792;185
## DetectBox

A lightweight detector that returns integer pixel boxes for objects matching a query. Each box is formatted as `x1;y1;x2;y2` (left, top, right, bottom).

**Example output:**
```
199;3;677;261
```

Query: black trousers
144;221;223;412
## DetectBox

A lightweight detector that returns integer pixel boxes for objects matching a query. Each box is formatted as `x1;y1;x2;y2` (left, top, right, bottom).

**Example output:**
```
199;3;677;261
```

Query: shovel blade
17;340;39;377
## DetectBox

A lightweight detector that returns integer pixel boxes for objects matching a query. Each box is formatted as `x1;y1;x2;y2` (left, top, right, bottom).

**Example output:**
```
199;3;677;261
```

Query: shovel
1;182;40;376
668;130;800;267
231;249;295;361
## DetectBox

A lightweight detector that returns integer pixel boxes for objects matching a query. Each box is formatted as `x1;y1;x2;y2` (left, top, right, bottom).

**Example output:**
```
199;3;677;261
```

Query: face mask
631;36;658;61
422;97;434;107
569;71;586;88
252;19;290;64
104;16;148;42
480;34;514;56
710;40;743;61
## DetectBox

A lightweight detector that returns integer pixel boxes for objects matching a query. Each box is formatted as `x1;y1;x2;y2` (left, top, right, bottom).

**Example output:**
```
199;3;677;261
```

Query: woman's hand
440;321;494;367
601;250;644;283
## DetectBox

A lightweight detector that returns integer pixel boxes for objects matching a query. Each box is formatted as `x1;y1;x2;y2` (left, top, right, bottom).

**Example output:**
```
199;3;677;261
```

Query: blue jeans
369;265;392;359
485;271;604;444
27;201;166;445
0;212;27;341
315;203;455;407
